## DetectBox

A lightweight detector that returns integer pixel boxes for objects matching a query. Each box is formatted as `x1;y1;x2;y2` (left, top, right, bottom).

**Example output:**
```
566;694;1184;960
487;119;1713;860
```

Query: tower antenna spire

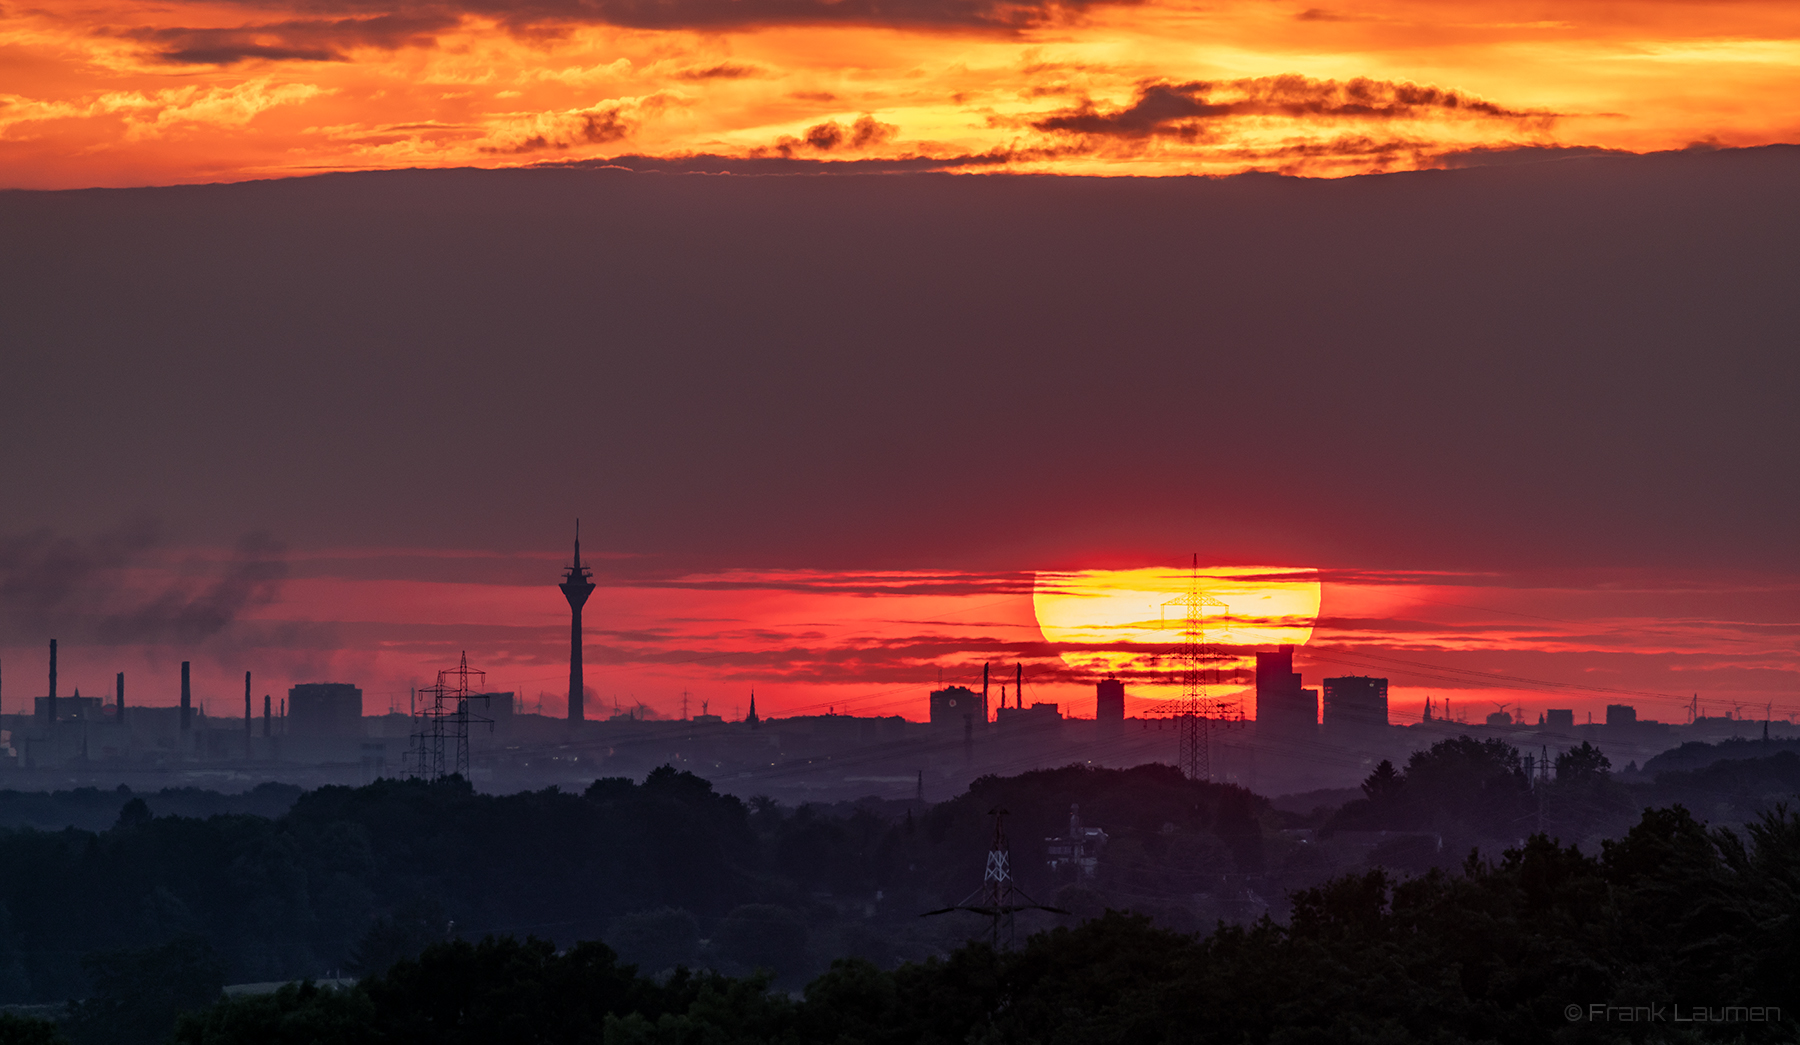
559;519;596;723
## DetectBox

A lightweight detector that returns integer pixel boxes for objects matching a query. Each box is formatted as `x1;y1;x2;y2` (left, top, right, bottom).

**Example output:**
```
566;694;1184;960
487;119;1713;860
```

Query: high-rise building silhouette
1095;677;1124;729
1255;646;1317;737
1322;676;1389;736
559;521;596;723
289;682;362;736
929;685;985;728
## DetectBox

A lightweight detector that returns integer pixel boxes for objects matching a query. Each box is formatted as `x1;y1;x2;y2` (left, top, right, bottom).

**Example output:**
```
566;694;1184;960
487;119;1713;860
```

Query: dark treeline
141;800;1800;1043
0;737;1794;1043
0;763;1272;1005
1641;737;1800;775
0;784;301;833
1322;739;1800;869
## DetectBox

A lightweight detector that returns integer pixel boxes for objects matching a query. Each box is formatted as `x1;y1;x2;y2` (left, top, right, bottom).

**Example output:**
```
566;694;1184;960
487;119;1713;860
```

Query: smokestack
982;663;989;722
117;672;125;726
264;694;271;738
180;661;191;732
1015;663;1022;709
48;639;57;724
245;671;252;756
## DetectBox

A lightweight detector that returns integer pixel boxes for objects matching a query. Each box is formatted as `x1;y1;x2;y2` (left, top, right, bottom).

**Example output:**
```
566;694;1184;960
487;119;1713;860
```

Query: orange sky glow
3;0;1798;187
8;551;1795;730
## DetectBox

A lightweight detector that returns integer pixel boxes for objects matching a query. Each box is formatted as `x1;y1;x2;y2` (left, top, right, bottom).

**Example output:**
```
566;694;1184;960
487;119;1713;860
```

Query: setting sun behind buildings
1031;567;1322;707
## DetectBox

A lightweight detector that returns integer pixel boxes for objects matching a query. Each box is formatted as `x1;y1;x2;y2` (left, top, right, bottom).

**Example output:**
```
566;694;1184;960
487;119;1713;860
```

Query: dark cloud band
117;13;453;65
1033;75;1556;140
169;0;1142;49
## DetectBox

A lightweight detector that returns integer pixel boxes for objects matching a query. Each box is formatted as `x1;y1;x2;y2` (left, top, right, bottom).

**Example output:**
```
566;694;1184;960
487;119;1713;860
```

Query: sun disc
1031;566;1321;695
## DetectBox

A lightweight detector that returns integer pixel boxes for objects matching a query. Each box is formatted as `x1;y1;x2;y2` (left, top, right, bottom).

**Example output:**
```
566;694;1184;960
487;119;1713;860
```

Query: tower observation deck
559;521;596;722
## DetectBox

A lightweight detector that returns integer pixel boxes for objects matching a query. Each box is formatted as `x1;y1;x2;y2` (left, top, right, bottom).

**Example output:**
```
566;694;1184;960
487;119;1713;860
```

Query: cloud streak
115;14;453;65
0;524;290;648
1032;75;1555;142
212;0;1142;33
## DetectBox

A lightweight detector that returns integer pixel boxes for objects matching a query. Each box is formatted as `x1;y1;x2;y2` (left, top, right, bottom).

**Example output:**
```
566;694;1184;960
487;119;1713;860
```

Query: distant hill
1642;737;1800;776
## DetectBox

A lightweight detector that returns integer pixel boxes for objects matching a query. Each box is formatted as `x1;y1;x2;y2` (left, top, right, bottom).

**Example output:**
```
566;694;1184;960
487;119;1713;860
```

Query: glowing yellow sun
1031;566;1321;687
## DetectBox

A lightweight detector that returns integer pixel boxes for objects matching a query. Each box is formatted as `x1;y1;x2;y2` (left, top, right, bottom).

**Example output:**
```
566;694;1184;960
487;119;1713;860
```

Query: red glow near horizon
3;549;1794;730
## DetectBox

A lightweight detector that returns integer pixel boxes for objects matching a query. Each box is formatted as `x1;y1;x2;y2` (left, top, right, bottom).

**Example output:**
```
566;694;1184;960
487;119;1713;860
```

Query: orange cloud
1;0;1796;185
1031;75;1553;140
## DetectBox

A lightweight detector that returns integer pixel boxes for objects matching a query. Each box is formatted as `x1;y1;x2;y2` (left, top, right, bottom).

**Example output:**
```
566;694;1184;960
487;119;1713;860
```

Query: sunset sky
2;46;1797;732
4;538;1797;728
3;0;1799;187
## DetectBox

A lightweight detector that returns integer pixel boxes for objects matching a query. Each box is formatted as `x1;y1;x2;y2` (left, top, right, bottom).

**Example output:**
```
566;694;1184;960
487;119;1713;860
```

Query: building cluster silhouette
1;534;1791;801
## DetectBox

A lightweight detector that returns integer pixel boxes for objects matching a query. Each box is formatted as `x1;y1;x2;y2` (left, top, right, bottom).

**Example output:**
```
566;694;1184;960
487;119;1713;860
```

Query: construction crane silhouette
922;808;1066;949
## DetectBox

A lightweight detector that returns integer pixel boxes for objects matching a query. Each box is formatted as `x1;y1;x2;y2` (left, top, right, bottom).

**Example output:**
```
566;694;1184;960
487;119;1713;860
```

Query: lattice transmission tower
1151;555;1233;781
409;651;493;781
922;808;1066;949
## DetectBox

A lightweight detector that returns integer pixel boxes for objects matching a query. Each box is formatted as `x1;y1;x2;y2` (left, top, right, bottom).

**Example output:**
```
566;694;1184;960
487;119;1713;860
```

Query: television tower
559;520;596;722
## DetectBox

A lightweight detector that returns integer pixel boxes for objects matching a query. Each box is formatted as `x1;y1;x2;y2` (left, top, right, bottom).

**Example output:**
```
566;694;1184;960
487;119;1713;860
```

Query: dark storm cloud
0;526;289;646
115;13;452;64
1033;75;1553;140
1;146;1797;579
212;0;1139;34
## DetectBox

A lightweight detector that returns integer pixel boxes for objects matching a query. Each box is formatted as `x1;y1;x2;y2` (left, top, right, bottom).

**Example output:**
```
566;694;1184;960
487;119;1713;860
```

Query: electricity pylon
409;651;492;781
1151;555;1232;782
922;808;1066;949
